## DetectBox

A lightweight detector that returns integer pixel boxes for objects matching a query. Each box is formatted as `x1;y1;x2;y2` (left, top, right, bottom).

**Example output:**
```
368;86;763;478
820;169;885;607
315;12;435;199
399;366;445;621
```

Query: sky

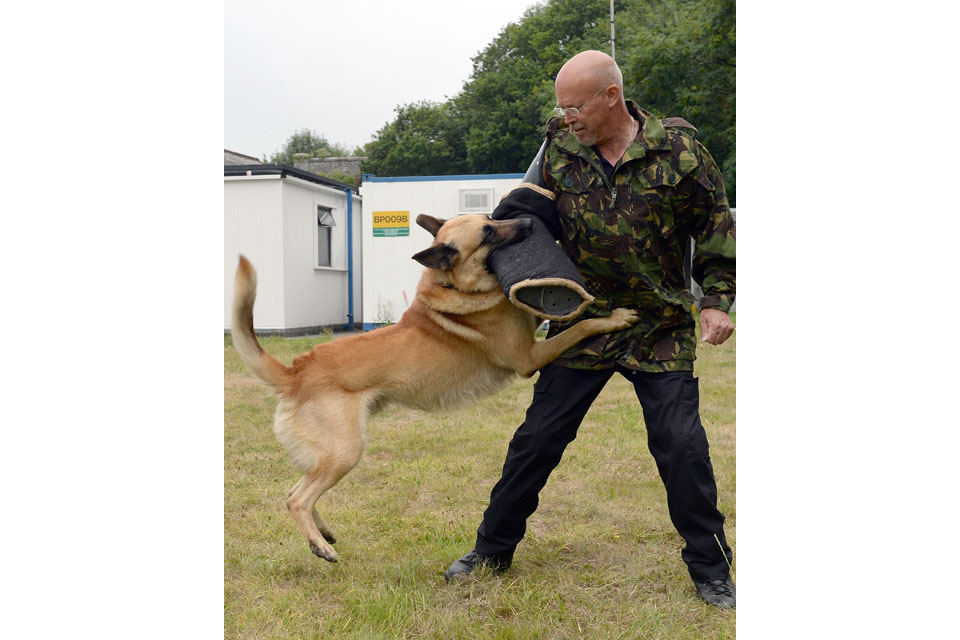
225;0;540;160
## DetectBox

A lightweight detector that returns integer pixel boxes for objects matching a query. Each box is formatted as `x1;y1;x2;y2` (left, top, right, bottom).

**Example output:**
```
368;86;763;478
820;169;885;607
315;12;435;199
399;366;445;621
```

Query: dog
231;213;638;562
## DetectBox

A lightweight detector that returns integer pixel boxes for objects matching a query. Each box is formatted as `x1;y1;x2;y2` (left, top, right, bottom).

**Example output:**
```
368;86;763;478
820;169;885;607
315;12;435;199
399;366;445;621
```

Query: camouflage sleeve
689;142;736;312
490;139;562;239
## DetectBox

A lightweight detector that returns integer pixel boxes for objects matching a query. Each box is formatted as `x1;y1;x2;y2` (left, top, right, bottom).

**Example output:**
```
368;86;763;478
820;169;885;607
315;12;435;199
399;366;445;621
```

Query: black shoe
694;577;736;608
444;550;510;581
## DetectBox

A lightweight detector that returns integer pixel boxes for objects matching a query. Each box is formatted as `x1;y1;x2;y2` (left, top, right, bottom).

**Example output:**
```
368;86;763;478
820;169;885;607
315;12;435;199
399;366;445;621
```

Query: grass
224;317;735;639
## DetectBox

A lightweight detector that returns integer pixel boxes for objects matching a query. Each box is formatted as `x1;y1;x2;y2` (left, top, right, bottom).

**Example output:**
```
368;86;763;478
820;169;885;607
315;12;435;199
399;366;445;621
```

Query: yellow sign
372;211;410;236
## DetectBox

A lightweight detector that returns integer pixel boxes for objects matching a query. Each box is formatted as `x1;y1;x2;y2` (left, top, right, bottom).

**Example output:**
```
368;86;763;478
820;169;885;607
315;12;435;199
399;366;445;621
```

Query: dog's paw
608;307;639;329
310;542;339;563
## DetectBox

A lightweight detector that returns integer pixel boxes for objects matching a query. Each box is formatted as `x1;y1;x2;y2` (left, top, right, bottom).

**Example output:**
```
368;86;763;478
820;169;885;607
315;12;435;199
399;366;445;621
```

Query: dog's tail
231;256;293;390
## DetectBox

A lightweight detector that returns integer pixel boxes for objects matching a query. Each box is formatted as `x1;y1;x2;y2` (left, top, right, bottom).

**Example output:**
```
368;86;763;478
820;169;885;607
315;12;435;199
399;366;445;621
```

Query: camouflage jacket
493;100;736;372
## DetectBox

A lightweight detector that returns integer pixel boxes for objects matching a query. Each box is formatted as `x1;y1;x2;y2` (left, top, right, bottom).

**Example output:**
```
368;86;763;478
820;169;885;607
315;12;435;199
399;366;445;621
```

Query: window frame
315;204;335;269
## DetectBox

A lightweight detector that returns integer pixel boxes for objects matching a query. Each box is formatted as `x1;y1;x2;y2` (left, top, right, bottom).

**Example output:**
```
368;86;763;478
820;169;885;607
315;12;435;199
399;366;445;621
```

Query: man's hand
699;308;734;345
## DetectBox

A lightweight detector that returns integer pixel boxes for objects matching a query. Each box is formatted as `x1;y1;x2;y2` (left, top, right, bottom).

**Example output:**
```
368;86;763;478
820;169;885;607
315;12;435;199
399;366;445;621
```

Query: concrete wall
295;157;366;182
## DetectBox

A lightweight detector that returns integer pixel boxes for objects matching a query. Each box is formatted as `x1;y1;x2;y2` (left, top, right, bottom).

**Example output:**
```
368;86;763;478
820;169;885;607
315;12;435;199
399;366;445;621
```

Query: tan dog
231;213;638;562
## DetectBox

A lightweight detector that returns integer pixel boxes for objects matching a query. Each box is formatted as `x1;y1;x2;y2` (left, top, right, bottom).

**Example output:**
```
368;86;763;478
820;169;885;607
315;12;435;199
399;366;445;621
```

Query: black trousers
474;364;733;582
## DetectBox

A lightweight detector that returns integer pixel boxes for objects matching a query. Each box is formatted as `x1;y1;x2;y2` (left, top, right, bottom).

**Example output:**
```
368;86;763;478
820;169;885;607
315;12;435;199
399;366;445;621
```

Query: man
444;50;737;609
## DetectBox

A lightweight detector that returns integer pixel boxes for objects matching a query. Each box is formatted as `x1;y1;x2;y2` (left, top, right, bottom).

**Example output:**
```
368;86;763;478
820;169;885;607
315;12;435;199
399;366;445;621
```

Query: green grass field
224;320;735;639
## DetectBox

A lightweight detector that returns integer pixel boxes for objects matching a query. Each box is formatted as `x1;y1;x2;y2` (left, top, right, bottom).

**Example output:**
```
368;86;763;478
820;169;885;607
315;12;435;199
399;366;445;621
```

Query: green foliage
454;0;611;174
618;0;736;204
270;127;355;165
361;0;735;205
360;101;469;177
318;169;360;187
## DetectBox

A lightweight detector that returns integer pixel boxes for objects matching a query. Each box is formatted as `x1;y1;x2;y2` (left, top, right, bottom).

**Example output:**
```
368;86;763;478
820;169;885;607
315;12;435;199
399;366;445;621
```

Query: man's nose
564;111;577;125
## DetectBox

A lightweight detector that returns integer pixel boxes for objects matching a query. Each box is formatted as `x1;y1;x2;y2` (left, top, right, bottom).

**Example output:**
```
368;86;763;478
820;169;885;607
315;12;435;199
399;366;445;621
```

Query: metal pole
345;187;355;330
610;0;615;60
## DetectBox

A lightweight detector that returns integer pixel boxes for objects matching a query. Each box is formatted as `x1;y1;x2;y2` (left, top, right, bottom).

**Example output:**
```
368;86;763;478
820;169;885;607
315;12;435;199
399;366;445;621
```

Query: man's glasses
553;86;607;118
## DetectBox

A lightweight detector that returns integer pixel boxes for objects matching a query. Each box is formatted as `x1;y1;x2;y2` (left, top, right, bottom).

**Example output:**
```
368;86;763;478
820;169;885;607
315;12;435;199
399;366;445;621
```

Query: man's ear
416;214;446;237
603;83;620;106
412;243;459;270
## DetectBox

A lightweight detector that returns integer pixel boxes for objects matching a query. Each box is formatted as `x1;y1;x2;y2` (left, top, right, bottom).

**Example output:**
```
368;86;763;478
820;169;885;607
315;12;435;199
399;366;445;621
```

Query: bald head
554;50;632;149
555;50;623;97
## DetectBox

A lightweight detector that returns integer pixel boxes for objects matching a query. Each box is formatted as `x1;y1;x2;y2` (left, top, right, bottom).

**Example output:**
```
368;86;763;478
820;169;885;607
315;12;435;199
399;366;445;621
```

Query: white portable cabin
359;175;736;325
359;173;523;329
224;164;363;335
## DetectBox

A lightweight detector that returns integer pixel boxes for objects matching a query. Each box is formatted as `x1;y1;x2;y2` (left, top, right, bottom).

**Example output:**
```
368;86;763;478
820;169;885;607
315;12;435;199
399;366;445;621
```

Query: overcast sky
225;0;539;160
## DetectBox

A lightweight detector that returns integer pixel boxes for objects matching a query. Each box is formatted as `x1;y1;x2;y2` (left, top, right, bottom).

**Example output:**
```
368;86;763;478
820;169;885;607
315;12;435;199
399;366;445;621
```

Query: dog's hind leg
286;466;351;562
286;477;336;544
285;409;366;561
287;455;360;562
311;509;336;544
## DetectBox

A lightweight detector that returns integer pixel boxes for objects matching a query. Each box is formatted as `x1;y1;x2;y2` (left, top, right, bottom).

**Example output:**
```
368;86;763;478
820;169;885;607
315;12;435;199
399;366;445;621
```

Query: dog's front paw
608;307;639;329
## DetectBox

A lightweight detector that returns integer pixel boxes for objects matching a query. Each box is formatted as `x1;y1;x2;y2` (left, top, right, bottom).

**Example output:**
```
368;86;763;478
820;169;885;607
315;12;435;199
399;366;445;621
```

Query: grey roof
224;149;262;165
224;163;358;193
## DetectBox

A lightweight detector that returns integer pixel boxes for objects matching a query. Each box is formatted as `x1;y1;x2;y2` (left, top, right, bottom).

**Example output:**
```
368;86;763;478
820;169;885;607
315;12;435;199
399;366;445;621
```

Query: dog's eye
482;225;496;244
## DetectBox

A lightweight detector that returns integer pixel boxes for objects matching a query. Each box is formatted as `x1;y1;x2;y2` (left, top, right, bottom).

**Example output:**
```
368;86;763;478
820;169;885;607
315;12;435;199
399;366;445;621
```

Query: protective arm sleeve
487;140;594;320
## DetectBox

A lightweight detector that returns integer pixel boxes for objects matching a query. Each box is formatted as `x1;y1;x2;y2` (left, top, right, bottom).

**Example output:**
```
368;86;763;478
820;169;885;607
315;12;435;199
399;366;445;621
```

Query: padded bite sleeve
489;215;594;321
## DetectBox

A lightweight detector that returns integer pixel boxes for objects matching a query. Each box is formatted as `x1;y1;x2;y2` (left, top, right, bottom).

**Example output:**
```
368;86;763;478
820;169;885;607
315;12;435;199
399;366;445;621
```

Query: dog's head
412;214;533;292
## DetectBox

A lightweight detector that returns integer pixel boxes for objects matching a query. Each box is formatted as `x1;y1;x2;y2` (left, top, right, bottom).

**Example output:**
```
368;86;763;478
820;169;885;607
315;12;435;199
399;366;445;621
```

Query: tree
618;0;736;204
455;0;611;173
360;0;735;203
269;128;354;165
360;101;468;177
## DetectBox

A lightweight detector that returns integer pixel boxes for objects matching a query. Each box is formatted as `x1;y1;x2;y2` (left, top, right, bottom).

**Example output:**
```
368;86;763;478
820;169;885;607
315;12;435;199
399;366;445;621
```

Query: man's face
555;79;609;146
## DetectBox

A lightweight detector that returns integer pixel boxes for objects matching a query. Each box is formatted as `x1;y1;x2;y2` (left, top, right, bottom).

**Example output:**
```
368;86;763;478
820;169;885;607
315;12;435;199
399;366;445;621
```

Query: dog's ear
412;243;459;270
416;214;446;237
